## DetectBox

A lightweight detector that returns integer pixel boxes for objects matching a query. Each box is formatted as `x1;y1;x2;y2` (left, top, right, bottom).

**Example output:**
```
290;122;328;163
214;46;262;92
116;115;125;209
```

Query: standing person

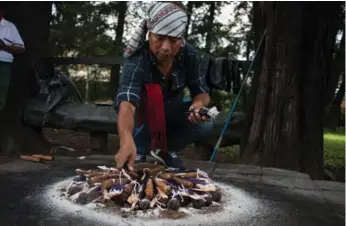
114;2;214;170
0;3;25;112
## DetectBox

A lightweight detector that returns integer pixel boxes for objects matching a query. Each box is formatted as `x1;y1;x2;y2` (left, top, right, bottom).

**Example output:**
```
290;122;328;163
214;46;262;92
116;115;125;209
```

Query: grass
217;129;345;171
324;129;345;171
219;145;240;162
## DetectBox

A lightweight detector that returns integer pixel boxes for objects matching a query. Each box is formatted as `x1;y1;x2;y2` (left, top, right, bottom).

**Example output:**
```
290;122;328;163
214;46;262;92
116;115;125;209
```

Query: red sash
137;84;167;152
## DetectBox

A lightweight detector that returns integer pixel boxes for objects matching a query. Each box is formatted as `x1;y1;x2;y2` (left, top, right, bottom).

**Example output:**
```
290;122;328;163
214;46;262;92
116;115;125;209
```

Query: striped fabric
124;2;188;57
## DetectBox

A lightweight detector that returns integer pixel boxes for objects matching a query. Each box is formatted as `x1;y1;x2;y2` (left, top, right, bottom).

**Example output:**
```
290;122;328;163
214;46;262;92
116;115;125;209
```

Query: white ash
41;177;261;226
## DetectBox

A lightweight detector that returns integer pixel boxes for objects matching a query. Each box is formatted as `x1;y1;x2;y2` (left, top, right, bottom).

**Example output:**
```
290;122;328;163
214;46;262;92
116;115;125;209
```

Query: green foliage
50;2;114;57
219;145;240;155
122;1;153;45
183;1;253;58
209;90;244;112
49;1;253;59
233;1;253;59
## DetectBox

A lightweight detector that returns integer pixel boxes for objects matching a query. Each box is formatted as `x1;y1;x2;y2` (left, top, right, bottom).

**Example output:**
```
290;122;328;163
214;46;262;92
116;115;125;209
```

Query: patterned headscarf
124;2;188;57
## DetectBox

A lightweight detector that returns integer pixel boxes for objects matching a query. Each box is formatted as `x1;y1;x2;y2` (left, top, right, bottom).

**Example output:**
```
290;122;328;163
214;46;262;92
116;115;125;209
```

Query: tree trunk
323;29;345;120
245;35;251;61
205;2;215;53
241;2;302;170
85;66;90;102
110;2;127;99
185;1;194;38
325;76;345;130
239;2;266;158
240;2;342;179
298;2;341;179
0;2;52;155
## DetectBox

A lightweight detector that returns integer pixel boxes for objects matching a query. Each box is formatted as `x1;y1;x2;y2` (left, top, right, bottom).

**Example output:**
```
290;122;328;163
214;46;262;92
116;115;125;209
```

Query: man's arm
1;42;25;55
115;57;143;146
117;102;136;146
0;23;25;55
187;48;211;108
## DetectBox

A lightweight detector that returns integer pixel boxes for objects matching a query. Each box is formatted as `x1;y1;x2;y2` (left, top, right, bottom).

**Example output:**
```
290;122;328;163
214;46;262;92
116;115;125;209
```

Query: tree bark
241;2;302;170
85;66;90;102
110;2;127;99
185;1;194;38
205;2;215;53
298;2;341;179
323;29;345;121
0;2;52;155
240;2;342;179
239;2;266;158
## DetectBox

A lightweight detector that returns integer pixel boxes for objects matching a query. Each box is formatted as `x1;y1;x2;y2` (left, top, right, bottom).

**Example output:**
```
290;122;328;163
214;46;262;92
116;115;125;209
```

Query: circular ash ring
42;164;260;225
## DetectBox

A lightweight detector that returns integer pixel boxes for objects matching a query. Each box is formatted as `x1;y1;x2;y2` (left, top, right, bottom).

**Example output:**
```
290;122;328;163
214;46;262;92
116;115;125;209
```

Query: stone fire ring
0;156;344;226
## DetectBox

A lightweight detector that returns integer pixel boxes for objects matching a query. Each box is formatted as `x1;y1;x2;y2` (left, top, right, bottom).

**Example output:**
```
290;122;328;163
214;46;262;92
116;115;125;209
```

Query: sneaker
135;153;146;164
150;150;185;169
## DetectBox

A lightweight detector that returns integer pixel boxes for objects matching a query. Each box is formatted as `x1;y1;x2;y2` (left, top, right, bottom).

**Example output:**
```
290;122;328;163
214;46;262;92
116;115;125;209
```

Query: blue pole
133;125;144;138
209;29;267;162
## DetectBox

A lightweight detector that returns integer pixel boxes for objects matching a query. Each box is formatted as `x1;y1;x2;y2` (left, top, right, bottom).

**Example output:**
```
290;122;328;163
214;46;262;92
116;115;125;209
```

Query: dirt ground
40;128;236;163
2;128;343;182
42;128;120;156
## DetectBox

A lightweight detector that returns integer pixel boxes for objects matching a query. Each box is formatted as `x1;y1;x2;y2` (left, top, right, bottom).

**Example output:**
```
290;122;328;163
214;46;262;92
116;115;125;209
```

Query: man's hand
114;139;137;170
0;39;5;50
188;101;210;124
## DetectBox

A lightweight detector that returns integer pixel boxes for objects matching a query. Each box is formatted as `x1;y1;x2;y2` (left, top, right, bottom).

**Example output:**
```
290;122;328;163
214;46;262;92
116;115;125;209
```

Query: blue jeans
134;101;214;155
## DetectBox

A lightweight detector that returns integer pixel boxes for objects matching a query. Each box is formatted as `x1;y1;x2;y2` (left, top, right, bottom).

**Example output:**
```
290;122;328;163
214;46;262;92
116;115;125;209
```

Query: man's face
148;32;183;62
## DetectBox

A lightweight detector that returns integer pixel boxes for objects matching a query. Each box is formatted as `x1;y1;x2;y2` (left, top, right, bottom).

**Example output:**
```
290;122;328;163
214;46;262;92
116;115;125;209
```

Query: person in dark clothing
114;2;214;170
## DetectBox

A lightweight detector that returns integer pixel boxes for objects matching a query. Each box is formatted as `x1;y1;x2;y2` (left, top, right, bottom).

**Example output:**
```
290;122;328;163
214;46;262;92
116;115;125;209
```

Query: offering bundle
61;164;222;211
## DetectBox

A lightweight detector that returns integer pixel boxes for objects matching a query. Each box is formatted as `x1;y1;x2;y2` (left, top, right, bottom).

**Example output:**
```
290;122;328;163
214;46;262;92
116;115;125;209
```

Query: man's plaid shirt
115;42;209;110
